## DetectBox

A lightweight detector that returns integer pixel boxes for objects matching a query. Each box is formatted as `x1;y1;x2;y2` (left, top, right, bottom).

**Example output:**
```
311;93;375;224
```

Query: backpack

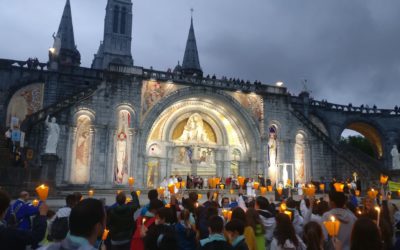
48;216;69;241
6;202;23;228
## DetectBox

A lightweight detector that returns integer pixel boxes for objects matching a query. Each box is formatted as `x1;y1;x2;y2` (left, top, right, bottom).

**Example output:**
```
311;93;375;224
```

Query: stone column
41;154;59;190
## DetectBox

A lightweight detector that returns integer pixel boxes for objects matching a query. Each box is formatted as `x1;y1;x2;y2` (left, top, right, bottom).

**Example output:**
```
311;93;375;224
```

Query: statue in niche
44;115;60;154
391;145;400;170
177;113;209;143
115;111;130;184
73;115;91;184
147;160;159;188
295;143;305;182
268;127;277;183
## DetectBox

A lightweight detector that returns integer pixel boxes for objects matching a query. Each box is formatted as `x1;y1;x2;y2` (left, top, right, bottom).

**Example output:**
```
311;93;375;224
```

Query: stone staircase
290;108;382;182
20;81;105;133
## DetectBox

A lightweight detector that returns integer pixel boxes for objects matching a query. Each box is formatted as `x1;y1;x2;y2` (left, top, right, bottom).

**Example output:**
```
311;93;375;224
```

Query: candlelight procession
1;173;400;250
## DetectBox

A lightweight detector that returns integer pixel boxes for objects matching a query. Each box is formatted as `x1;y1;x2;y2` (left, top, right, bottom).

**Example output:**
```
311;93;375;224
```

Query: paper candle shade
128;177;134;186
175;182;180;189
222;209;229;219
355;190;360;196
334;183;344;192
88;189;94;198
213;192;218;200
323;217;340;237
260;187;267;195
267;185;273;192
116;190;122;195
305;185;316;196
35;184;49;201
284;210;292;220
181;181;186;188
219;184;225;190
136;190;141;196
168;184;175;194
277;187;283;196
380;175;388;185
238;176;245;187
198;194;203;199
227;211;232;221
319;183;325;191
253;182;260;190
102;229;109;241
230;189;234;195
165;203;171;208
32;199;39;207
125;197;132;204
157;187;165;196
367;189;378;199
280;202;287;212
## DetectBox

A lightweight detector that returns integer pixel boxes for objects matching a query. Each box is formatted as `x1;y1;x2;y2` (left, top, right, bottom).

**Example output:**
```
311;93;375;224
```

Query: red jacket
130;215;156;250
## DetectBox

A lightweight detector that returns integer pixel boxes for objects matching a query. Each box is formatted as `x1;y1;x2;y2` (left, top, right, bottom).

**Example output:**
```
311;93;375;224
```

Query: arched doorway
340;122;383;159
141;90;260;188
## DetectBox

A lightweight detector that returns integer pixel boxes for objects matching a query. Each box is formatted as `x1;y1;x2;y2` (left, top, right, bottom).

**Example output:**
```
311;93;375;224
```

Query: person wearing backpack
0;190;48;250
5;190;39;230
48;194;77;241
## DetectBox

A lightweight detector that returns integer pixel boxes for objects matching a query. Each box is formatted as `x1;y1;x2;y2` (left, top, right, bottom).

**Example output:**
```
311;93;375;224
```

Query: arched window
120;7;127;34
113;5;120;33
71;115;92;184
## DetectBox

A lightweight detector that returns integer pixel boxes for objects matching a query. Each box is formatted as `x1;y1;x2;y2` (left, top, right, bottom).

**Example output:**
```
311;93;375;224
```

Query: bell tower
92;0;133;69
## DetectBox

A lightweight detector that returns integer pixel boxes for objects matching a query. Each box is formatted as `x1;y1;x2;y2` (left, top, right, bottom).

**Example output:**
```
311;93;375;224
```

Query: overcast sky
1;0;400;109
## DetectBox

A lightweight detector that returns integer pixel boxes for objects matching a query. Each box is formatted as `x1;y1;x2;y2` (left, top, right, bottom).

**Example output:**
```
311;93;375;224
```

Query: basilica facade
1;0;400;190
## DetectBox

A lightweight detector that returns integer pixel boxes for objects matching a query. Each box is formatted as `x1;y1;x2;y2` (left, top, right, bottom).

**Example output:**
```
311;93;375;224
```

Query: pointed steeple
49;0;80;66
181;11;203;77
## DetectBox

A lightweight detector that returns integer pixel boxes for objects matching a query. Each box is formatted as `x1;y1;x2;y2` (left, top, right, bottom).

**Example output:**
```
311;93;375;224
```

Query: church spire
181;10;203;77
49;0;80;66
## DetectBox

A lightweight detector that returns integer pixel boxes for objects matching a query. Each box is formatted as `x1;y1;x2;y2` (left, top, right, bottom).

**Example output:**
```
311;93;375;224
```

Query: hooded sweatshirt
321;208;357;250
257;209;275;243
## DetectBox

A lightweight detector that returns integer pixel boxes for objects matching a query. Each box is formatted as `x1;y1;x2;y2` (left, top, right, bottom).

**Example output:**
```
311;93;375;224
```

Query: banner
388;181;400;192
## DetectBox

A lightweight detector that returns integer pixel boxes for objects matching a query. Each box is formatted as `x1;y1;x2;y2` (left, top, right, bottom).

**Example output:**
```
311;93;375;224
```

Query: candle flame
330;216;335;222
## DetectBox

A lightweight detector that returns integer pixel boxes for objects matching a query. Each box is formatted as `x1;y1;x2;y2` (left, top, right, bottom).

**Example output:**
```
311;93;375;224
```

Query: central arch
138;87;262;187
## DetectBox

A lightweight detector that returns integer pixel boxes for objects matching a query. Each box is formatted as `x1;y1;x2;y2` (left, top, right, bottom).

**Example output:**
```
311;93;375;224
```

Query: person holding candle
107;191;139;250
4;190;39;230
245;208;265;250
174;209;197;250
321;190;357;250
0;190;48;250
130;199;164;250
231;207;256;250
48;194;78;241
302;221;324;250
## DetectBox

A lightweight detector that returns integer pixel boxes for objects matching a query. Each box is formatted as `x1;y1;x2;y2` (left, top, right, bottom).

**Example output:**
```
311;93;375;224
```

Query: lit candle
323;216;340;237
136;190;141;196
219;183;225;190
334;183;344;192
125;197;132;204
32;199;39;207
213;192;218;200
102;229;109;241
230;189;234;195
165;203;171;208
367;188;378;199
253;182;260;190
195;202;199;208
198;194;202;199
128;177;134;187
88;189;94;198
375;206;381;226
222;209;229;219
117;190;122;195
280;202;287;212
168;184;175;194
277;187;283;196
35;184;49;201
267;185;273;192
142;218;146;225
284;210;292;220
319;183;325;192
260;187;267;195
238;176;245;187
355;190;360;196
380;174;388;185
157;187;165;196
227;211;232;221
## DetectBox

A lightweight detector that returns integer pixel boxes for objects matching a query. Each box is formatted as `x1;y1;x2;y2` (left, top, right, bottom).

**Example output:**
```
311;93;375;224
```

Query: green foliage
340;135;375;157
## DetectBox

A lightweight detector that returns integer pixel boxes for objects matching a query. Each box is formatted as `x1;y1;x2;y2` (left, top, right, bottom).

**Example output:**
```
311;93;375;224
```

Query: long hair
245;208;265;234
351;217;382;250
231;207;246;223
274;213;299;247
303;221;323;250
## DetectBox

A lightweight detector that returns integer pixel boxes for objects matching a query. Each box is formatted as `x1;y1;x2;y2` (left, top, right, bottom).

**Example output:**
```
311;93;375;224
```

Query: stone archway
139;87;261;188
341;121;384;159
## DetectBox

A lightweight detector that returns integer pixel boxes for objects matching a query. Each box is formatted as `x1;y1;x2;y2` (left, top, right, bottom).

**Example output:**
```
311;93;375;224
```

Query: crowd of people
0;183;400;250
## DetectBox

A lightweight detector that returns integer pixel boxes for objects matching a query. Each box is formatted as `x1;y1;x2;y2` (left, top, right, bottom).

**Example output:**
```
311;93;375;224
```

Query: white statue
116;135;127;182
178;113;209;143
44;115;60;154
282;165;288;187
391;145;400;170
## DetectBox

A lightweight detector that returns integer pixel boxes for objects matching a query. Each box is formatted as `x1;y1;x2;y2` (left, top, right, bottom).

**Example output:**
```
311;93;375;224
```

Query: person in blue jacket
0;190;48;250
5;190;40;230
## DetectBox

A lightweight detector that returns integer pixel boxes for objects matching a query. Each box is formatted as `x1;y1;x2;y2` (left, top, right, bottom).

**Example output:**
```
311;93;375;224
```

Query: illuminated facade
1;0;400;190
